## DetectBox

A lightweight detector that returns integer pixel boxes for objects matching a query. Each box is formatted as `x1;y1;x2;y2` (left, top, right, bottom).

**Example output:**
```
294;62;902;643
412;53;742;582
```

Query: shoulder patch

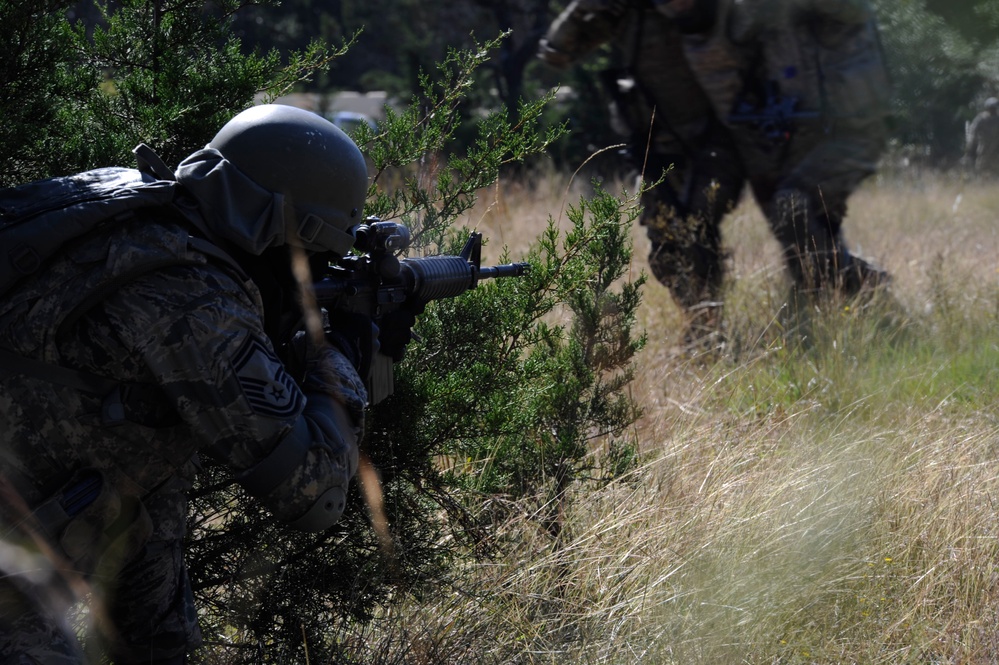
231;335;304;418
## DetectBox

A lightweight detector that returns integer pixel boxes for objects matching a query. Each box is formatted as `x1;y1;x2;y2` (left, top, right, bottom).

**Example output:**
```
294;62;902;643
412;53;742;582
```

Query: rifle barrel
480;263;530;279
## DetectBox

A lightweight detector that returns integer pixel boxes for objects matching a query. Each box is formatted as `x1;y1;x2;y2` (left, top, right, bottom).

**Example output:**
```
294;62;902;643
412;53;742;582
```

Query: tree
0;0;340;186
873;0;998;162
924;0;999;46
0;0;88;186
472;0;555;116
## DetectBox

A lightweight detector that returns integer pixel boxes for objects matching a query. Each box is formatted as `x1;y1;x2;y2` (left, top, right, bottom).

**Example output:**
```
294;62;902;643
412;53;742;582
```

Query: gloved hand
376;301;425;363
302;340;369;424
324;313;380;376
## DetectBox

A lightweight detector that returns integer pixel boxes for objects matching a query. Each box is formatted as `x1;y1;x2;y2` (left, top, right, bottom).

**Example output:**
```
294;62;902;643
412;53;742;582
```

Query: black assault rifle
312;218;530;405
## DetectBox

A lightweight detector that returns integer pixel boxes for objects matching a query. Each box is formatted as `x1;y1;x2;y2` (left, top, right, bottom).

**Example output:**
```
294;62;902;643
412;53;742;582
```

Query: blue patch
231;336;304;418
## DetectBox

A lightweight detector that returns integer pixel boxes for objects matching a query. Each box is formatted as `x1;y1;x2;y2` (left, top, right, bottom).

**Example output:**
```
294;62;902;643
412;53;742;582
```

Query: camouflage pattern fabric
103;470;200;664
540;0;715;154
0;211;364;663
540;0;745;321
0;582;82;665
676;0;890;295
641;124;745;315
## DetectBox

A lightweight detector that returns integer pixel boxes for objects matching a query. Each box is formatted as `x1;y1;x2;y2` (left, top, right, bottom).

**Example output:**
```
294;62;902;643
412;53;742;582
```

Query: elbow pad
236;395;359;532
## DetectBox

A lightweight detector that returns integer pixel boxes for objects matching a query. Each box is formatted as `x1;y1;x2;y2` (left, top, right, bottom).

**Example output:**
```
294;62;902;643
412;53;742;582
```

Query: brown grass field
351;166;999;664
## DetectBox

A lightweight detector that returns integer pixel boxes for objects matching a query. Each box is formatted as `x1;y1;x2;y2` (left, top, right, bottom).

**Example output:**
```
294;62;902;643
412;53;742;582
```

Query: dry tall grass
354;167;999;664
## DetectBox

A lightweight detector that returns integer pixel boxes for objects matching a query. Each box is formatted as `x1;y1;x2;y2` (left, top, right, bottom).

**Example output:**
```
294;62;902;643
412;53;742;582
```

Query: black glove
376;301;424;363
325;312;380;376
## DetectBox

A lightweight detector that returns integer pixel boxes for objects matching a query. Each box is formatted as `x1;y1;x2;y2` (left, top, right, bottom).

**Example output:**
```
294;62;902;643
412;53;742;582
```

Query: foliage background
2;0;999;663
7;0;998;179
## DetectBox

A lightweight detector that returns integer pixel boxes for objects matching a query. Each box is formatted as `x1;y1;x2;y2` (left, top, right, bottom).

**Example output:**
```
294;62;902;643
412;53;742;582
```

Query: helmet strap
295;211;355;256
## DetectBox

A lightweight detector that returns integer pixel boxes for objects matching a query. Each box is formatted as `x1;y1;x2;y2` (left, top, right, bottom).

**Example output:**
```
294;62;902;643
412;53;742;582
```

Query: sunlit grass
342;171;999;664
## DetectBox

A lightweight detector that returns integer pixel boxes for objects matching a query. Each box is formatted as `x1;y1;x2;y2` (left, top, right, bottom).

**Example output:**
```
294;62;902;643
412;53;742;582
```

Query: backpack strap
0;345;116;395
134;143;176;181
0;346;143;426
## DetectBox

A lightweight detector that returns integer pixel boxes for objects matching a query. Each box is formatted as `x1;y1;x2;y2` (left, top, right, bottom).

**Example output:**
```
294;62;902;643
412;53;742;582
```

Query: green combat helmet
179;104;370;258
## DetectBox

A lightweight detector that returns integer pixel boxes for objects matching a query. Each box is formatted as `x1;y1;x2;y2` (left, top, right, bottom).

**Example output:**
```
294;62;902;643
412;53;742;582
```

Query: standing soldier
539;0;746;347
965;97;999;176
653;0;892;306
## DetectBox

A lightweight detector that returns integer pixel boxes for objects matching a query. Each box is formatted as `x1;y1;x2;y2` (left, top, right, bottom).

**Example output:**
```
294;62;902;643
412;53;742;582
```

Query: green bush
0;3;646;661
190;36;645;663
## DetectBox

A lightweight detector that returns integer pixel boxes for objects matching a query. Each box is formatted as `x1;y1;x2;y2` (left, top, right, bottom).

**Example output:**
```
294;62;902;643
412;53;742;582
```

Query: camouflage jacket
0;209;363;551
539;0;716;157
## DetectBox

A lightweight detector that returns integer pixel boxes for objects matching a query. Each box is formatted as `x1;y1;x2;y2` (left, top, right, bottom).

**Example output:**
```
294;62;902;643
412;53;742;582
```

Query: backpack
0;148;245;548
0;148;179;296
0;150;186;543
0;146;239;423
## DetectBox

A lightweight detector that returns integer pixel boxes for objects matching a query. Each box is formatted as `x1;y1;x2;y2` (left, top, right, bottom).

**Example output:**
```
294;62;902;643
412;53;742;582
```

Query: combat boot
839;254;891;298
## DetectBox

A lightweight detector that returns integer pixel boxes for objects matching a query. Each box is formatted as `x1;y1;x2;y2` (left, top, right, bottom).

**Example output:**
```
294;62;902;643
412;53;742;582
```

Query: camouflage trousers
750;124;890;296
639;131;745;329
0;472;201;665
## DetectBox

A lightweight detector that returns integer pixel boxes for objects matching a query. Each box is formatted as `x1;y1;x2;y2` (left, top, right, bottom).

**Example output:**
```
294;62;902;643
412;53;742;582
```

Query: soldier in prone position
0;105;405;664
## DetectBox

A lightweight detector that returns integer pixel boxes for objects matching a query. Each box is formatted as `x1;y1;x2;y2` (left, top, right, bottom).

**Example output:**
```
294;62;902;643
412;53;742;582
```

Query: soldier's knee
647;242;724;309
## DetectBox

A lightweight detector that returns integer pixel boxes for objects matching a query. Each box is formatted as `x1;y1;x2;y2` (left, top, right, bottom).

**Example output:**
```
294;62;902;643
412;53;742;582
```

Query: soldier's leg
685;122;746;230
773;131;890;296
641;139;744;296
643;137;744;343
642;185;723;311
767;187;839;291
767;186;889;296
102;471;201;665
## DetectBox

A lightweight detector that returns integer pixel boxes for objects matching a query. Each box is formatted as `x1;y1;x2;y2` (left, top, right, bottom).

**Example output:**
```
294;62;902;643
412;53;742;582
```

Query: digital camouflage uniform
966;99;999;175
656;0;891;296
539;0;745;336
0;142;365;664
